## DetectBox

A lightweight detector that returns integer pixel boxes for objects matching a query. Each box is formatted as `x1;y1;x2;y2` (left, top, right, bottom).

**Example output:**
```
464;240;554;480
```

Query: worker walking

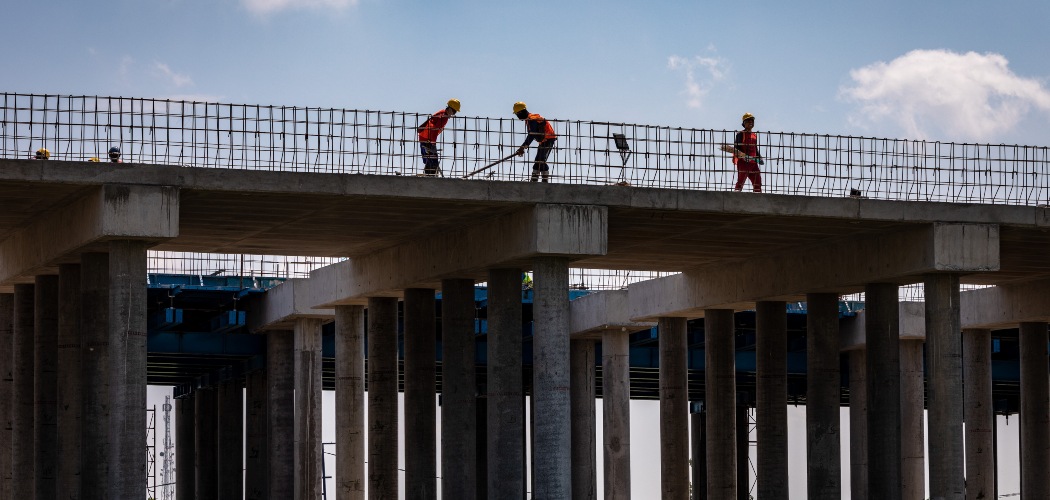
733;112;764;192
417;99;461;177
512;102;557;182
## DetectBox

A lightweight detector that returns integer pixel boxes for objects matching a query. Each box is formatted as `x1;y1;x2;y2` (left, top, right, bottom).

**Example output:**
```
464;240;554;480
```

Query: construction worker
733;112;764;192
34;148;50;160
108;146;123;163
513;102;557;182
417;99;460;177
521;272;533;290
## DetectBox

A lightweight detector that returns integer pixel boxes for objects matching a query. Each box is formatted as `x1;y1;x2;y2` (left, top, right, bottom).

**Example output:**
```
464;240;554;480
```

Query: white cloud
241;0;358;14
668;54;727;109
841;49;1050;141
151;62;194;88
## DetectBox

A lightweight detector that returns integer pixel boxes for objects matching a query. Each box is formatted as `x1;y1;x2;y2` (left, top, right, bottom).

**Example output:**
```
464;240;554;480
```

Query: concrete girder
567;290;655;339
961;279;1050;329
628;223;999;321
248;278;334;332
0;184;178;286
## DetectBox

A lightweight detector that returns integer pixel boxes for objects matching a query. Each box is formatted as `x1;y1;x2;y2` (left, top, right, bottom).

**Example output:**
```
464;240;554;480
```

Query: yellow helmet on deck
35;148;50;159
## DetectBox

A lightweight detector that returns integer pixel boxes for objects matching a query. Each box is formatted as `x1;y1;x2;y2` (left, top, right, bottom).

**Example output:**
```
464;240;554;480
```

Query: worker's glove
757;158;765;165
516;146;526;157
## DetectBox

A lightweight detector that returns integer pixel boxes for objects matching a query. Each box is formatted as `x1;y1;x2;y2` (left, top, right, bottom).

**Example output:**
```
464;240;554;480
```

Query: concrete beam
247;278;334;332
961;280;1050;329
629;224;998;320
305;204;607;307
0;184;178;285
568;290;655;339
840;302;927;351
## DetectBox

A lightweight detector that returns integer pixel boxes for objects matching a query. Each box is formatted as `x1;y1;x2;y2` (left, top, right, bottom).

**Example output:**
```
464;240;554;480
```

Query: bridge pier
866;282;902;500
532;256;572;499
367;297;399;500
704;309;736;499
218;377;244;499
12;283;34;500
806;293;840;500
267;330;294;499
901;338;926;500
195;387;219;499
0;294;11;500
57;264;82;500
34;274;59;499
570;339;597;500
659;316;689;499
925;273;965;500
486;269;524;500
963;328;994;500
294;317;323;499
176;394;196;500
245;369;268;500
1020;321;1050;499
756;300;788;500
80;253;109;500
441;279;477;499
849;348;867;500
603;329;632;500
335;304;365;500
404;288;437;500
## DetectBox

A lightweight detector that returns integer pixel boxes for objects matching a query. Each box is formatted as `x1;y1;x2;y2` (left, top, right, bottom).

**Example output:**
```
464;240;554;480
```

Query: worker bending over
417;99;461;176
513;101;557;182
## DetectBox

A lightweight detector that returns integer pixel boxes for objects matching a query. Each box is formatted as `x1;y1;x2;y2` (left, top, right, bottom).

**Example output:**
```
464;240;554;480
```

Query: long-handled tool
463;153;518;179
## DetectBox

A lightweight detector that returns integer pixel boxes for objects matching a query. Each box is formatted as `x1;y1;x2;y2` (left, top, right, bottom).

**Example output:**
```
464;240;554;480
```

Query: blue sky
5;0;1050;146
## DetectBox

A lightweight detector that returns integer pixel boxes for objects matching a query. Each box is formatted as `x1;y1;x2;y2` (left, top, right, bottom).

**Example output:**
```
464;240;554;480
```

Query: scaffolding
146;405;157;499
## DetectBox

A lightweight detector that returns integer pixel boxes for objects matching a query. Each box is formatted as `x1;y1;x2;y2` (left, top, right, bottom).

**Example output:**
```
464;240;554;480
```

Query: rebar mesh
4;93;1048;204
147;251;344;279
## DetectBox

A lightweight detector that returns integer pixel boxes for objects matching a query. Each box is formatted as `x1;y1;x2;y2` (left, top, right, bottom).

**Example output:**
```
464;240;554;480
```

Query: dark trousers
530;139;556;182
420;141;440;176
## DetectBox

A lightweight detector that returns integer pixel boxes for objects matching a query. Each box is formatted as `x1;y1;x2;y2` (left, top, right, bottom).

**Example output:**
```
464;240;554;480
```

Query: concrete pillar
736;404;750;500
571;339;597;500
218;378;244;499
108;240;149;499
245;369;268;500
865;282;901;500
175;395;196;500
367;297;399;500
602;330;631;500
1019;322;1050;498
963;329;994;500
441;279;476;500
404;288;437;500
805;293;841;499
848;349;868;500
900;339;925;500
79;253;108;500
0;294;12;500
294;317;323;499
925;273;964;500
755;301;787;500
532;256;572;499
476;394;488;499
486;270;523;500
690;405;705;500
267;331;294;500
659;317;689;499
195;388;218;499
12;283;34;500
56;264;82;500
35;274;59;500
334;305;365;500
704;309;736;499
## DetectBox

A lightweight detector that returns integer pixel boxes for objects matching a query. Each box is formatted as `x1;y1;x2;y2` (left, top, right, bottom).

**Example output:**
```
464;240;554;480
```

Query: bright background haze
5;0;1046;498
5;0;1050;145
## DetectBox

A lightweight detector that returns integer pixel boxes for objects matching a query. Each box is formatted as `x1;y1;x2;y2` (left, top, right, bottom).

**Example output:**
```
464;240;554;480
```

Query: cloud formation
668;54;727;109
841;49;1050;141
152;62;194;88
241;0;358;14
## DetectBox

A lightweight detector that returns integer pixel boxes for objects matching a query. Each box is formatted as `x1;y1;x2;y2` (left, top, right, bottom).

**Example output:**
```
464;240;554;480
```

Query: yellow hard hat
742;112;755;122
513;101;527;114
35;148;50;159
447;99;461;112
89;157;101;162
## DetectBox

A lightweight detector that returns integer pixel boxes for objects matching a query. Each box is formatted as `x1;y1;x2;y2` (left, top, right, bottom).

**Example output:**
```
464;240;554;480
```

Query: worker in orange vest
513;101;558;182
417;99;461;176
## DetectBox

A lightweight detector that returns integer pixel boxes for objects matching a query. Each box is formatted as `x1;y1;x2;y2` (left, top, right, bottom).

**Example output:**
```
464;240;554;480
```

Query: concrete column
486;270;523;500
35;274;59;500
245;370;268;500
690;405;705;500
476;394;488;499
367;297;399;500
267;331;294;500
602;330;631;500
659;317;689;499
900;339;925;500
79;253;108;500
571;339;597;500
107;240;149;499
925;273;964;500
195;388;218;500
963;329;994;500
805;293;841;499
704;309;736;499
736;404;750;500
0;294;12;500
12;283;34;500
218;378;244;499
755;301;787;500
404;288;437;500
865;282;901;500
848;349;868;500
1019;322;1050;498
532;256;572;499
441;279;477;500
334;305;365;500
294;317;323;500
56;264;82;500
175;395;196;500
